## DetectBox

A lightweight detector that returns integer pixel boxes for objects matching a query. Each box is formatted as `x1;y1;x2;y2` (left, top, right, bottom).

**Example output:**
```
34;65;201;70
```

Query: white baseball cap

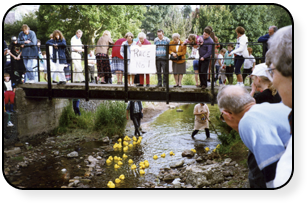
251;63;269;78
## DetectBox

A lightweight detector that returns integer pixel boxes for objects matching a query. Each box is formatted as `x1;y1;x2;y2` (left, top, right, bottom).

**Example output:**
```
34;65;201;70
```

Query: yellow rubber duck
139;136;143;140
139;169;145;175
118;143;122;148
191;149;196;153
170;151;175;156
131;164;137;170
213;149;217;153
153;155;158;160
107;181;115;188
144;162;149;168
119;174;125;180
133;136;137;141
114;156;119;161
106;159;112;164
123;146;128;152
124;136;129;140
123;154;128;159
118;138;122;142
113;143;118;149
139;161;144;166
115;178;121;184
216;144;220;149
161;153;166;158
140;164;145;169
123;141;128;146
128;144;133;148
118;161;123;166
114;164;120;169
108;156;113;161
133;141;137;146
205;147;210;152
137;140;141;144
128;159;134;164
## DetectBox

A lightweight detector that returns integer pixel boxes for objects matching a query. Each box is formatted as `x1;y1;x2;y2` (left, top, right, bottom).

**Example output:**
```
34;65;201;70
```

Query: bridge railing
7;41;266;103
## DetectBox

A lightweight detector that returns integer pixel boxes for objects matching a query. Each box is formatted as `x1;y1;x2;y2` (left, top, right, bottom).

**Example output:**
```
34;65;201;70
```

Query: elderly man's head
217;85;255;131
268;26;278;36
266;25;292;108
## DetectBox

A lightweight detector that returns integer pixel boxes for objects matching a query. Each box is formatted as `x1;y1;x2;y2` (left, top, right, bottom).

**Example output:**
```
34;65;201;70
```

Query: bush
93;101;127;136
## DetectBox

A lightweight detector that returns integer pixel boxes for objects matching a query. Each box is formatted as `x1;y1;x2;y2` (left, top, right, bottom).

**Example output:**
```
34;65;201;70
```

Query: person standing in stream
192;102;210;139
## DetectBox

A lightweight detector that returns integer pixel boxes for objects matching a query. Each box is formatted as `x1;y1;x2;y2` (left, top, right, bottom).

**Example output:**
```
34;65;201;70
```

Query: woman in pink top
111;37;126;85
136;32;151;87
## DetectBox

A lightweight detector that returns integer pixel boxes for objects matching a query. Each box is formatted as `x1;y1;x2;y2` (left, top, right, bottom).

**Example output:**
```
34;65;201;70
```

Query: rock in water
176;109;183;112
67;151;78;158
170;159;185;168
182;149;195;158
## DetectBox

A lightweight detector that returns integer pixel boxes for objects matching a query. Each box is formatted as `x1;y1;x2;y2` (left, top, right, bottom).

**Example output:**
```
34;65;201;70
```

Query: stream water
6;103;221;188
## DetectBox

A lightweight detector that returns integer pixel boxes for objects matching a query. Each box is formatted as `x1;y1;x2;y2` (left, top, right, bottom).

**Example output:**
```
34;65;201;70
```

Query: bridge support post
46;44;52;100
84;45;89;101
124;45;128;102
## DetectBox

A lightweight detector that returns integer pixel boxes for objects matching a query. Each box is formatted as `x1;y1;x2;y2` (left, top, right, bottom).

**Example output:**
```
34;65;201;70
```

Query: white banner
130;45;157;74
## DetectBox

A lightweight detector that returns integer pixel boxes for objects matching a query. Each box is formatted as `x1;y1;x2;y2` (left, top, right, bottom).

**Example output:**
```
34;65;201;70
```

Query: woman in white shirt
229;26;249;86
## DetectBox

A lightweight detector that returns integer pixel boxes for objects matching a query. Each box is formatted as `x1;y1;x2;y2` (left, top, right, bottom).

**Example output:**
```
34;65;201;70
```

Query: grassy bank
53;100;127;137
209;108;248;166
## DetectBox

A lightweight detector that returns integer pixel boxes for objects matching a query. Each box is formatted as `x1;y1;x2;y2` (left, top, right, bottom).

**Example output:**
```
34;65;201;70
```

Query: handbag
170;54;181;61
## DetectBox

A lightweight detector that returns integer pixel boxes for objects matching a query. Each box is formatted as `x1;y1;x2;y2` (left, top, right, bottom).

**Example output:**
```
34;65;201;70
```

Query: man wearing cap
217;85;291;188
249;63;281;104
192;102;210;139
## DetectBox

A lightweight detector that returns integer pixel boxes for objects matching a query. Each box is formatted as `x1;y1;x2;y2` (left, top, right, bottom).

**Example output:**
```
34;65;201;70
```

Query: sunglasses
220;112;225;122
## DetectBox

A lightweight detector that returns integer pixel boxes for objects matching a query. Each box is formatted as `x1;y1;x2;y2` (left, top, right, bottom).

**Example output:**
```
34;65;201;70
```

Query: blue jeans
23;58;35;81
215;65;222;84
73;100;81;116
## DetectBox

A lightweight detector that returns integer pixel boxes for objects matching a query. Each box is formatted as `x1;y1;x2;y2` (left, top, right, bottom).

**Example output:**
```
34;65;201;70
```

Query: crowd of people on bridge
5;23;279;89
4;23;292;189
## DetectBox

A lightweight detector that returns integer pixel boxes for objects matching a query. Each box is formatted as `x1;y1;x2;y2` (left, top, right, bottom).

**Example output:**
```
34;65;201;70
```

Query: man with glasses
217;85;291;188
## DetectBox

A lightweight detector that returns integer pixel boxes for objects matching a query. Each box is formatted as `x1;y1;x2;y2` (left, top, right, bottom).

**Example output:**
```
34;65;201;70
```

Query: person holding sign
169;33;187;88
120;32;137;86
136;32;151;87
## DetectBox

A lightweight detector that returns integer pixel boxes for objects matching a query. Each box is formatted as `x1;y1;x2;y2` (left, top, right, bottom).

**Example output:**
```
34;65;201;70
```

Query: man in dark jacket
126;101;143;137
17;24;38;84
199;28;214;89
258;26;277;56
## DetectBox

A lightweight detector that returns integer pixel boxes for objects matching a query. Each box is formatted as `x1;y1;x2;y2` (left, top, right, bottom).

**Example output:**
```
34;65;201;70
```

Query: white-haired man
71;29;85;82
217;85;291;188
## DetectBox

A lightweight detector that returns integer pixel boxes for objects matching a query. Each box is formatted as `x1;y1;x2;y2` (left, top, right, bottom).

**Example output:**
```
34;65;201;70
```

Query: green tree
182;5;192;18
141;5;172;34
36;5;146;46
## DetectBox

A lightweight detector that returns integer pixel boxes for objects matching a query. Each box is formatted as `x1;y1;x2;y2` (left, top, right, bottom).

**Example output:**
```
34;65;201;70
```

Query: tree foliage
36;5;146;46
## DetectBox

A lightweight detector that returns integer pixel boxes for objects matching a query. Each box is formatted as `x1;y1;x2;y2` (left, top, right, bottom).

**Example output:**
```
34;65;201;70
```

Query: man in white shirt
71;29;85;82
88;50;96;83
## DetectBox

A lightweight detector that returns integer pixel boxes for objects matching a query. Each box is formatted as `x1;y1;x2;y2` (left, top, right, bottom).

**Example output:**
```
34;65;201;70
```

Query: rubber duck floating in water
191;149;196;153
123;154;128;159
128;159;134;164
115;178;121;184
131;164;137;170
161;153;166;158
106;159;112;164
144;161;149;168
170;151;175;156
114;164;120;169
140;169;145;175
153;155;158;160
107;181;115;188
119;174;125;180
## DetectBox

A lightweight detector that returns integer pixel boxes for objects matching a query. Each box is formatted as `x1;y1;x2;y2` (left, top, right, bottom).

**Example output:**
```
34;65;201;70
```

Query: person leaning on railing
136;32;151;87
17;24;38;84
169;33;186;88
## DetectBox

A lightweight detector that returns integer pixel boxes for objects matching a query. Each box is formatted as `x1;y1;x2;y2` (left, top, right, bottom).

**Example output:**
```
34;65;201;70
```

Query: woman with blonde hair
250;63;281;104
169;33;186;87
96;30;114;84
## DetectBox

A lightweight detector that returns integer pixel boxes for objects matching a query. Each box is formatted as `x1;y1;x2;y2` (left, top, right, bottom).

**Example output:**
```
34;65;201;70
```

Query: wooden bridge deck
20;82;251;104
